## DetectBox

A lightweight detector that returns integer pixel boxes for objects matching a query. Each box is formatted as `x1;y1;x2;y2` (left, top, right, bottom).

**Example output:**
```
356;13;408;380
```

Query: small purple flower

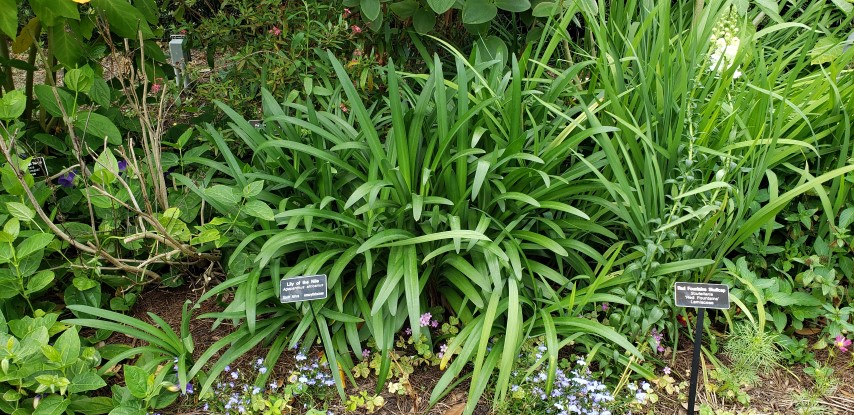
362;349;371;359
58;171;76;188
662;366;671;375
601;303;609;312
259;367;267;374
419;312;432;327
405;327;412;336
184;383;194;395
430;319;439;328
295;352;307;361
118;160;127;172
651;328;665;353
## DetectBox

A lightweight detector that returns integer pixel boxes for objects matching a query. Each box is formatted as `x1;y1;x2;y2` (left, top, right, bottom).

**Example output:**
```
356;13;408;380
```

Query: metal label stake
674;282;730;413
169;34;190;88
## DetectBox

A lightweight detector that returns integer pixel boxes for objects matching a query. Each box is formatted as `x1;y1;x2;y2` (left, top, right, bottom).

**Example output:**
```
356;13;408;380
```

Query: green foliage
343;391;384;413
0;310;111;415
346;0;532;34
189;0;373;117
183;38;642;413
723;321;781;379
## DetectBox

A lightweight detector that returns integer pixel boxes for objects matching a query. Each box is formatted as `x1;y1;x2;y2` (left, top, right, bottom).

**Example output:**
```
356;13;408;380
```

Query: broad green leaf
88;78;111;108
0;90;26;121
242;180;264;198
90;0;154;39
205;185;242;208
33;394;69;415
427;0;454;13
108;406;146;415
768;291;821;307
65;65;94;93
0;0;15;38
68;397;114;415
73;276;99;291
810;36;844;65
30;0;79;26
495;0;530;12
390;0;418;17
360;0;381;21
75;112;122;146
412;9;436;34
90;147;119;186
3;217;19;239
54;326;81;366
242;200;275;221
26;270;54;294
48;24;86;67
17;233;54;258
34;85;75;117
191;228;220;245
135;0;159;24
123;365;148;399
532;1;560;17
463;0;497;24
6;202;35;222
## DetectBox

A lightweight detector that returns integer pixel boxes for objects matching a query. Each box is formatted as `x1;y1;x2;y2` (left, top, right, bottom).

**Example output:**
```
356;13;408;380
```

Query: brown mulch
651;334;854;414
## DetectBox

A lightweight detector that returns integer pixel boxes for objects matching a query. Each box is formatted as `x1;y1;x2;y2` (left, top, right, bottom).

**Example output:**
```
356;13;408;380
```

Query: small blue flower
58;171;76;188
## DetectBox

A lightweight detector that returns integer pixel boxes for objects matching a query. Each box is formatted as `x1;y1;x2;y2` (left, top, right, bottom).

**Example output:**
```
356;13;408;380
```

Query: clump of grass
723;321;781;379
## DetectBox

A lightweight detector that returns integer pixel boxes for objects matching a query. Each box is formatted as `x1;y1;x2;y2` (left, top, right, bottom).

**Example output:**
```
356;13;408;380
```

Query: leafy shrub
0;311;111;414
189;0;375;117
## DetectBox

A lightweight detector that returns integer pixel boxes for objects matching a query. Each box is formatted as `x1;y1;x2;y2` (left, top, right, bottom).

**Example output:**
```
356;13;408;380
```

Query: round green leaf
74;111;122;146
495;0;531;12
0;90;26;121
390;0;419;17
427;0;455;13
412;9;437;34
360;0;381;21
532;1;560;17
65;66;94;93
463;0;497;25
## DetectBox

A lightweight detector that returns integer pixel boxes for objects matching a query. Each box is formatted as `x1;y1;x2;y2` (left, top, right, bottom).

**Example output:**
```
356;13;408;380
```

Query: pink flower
351;25;362;35
353;49;363;57
662;366;671;375
269;26;282;36
151;83;162;94
835;335;852;353
601;303;609;312
339;103;348;113
430;320;438;328
343;8;352;18
419;312;432;327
